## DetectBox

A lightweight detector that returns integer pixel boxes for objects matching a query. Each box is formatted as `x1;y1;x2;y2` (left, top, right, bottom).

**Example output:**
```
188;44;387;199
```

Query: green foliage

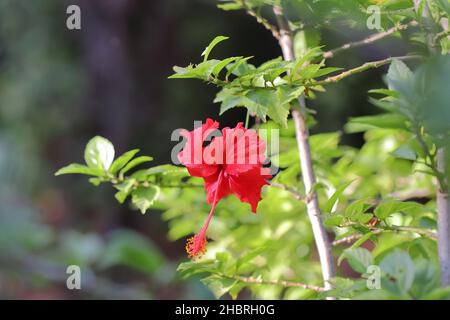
169;37;339;126
56;136;188;214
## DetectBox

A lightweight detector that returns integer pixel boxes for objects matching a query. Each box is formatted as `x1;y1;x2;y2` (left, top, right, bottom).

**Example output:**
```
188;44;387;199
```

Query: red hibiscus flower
178;118;272;258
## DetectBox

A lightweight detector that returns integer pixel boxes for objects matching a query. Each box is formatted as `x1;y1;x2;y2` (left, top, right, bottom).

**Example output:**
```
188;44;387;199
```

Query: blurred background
0;0;413;299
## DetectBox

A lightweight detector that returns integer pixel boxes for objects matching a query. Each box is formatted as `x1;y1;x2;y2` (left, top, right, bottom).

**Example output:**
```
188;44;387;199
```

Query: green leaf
99;229;163;275
177;260;218;279
339;248;373;274
369;88;400;98
323;214;344;227
201;36;229;62
84;136;115;170
345;199;371;217
113;178;136;204
55;163;104;177
215;87;249;114
131;164;188;181
392;145;417;161
297;64;321;80
345;114;408;133
313;67;343;78
119;156;153;176
386;59;414;97
350;232;374;250
212;56;242;77
272;86;304;126
201;275;238;299
421;287;450;300
89;177;103;186
168;65;196;79
226;56;254;80
323;180;354;213
374;201;423;220
131;186;160;214
109;149;140;174
380;250;415;296
115;191;128;204
193;60;222;79
217;3;243;11
410;259;440;299
372;233;412;258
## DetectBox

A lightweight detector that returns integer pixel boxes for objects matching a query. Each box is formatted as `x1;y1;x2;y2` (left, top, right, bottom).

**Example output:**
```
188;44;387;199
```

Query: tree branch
313;55;422;86
269;182;305;201
323;21;418;59
273;4;336;293
332;225;437;246
240;0;280;40
436;148;450;286
220;273;326;292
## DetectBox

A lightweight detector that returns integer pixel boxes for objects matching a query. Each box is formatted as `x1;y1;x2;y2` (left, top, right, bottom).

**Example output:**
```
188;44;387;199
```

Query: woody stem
273;5;336;293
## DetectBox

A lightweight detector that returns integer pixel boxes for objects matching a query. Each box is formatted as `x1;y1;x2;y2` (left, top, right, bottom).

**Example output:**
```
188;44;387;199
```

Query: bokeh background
0;0;412;299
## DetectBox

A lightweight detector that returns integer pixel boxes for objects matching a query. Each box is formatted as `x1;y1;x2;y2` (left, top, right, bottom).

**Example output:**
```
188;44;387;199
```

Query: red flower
178;118;272;258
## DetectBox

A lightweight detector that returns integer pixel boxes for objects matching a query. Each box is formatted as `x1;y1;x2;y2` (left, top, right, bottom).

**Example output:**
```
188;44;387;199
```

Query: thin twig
220;273;326;292
240;0;280;40
313;55;422;86
270;182;305;201
323;21;418;59
332;225;437;246
273;4;336;294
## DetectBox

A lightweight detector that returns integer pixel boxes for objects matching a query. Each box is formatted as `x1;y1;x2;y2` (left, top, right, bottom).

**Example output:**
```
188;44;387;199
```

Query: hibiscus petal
228;167;271;213
203;170;232;204
178;118;220;178
222;123;267;175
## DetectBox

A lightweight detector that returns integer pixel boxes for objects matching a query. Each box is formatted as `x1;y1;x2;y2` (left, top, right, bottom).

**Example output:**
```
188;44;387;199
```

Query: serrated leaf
84;136;115;170
131;186;160;214
201;36;229;62
212;56;242;77
297;64;322;80
177;260;218;278
345;199;371;217
201;275;238;299
374;201;423;220
226;56;254;80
